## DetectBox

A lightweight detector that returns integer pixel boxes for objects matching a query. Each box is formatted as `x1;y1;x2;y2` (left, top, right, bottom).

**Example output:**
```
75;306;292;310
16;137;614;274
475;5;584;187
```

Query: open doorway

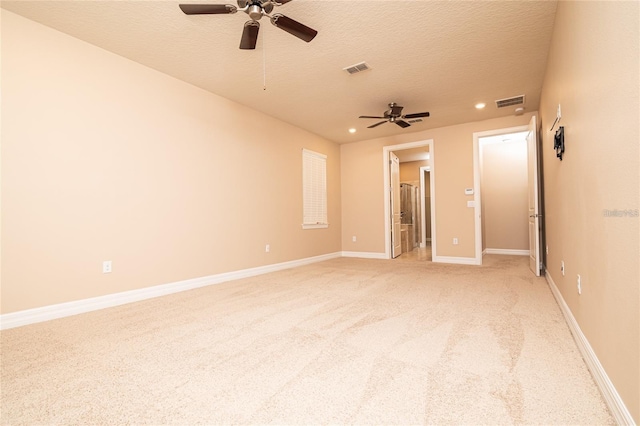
473;122;541;269
478;130;529;256
383;140;434;260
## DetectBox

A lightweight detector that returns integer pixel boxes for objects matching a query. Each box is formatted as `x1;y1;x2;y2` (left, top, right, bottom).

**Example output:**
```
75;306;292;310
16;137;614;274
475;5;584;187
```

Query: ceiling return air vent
495;95;525;108
343;61;371;75
407;118;423;124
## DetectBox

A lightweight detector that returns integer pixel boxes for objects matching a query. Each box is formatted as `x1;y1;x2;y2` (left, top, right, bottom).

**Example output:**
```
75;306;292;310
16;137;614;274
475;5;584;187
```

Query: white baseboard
341;251;387;259
0;252;342;330
432;256;480;265
545;272;634;425
484;248;530;256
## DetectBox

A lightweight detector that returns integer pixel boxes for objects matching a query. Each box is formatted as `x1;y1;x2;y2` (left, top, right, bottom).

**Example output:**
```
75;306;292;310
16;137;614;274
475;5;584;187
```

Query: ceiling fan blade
390;105;404;116
359;115;386;119
396;120;411;128
403;111;430;119
240;21;260;50
368;121;388;129
179;4;237;14
270;13;317;42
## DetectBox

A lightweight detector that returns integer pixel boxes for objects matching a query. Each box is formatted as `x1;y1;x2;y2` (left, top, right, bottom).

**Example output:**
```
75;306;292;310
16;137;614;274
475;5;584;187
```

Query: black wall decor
554;126;565;160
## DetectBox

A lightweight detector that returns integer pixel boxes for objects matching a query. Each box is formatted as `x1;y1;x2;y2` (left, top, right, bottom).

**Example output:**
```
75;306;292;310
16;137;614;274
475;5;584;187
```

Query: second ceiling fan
179;0;318;50
360;103;430;129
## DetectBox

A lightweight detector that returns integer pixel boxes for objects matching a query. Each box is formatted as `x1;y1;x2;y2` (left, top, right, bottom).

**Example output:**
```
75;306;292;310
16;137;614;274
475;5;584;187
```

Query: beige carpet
1;255;613;424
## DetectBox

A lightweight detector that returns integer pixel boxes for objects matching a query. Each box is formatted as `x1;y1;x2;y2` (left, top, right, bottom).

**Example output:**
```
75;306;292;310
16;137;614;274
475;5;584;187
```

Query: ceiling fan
359;103;430;129
179;0;318;50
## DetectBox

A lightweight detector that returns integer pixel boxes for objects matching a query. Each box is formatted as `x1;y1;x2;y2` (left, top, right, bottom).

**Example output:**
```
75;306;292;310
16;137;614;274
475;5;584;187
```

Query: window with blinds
302;149;328;229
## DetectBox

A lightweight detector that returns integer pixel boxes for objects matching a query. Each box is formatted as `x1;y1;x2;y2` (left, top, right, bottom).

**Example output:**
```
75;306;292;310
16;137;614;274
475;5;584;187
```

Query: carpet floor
1;255;613;424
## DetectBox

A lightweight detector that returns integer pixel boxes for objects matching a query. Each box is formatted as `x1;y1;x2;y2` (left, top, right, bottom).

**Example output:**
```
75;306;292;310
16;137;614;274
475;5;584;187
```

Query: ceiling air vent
343;62;371;75
495;95;525;108
407;118;423;124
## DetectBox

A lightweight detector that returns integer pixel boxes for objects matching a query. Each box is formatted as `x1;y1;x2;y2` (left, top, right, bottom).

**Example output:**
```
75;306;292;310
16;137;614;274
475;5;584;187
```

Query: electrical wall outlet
352;236;357;242
561;260;565;276
265;244;270;253
102;261;112;274
453;238;459;245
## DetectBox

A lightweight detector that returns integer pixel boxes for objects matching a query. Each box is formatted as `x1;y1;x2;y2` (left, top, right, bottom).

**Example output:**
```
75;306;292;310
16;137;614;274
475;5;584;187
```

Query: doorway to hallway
383;139;434;261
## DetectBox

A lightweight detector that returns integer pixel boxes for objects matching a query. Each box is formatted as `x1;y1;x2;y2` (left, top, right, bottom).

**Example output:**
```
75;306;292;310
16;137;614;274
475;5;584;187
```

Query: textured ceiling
1;0;558;144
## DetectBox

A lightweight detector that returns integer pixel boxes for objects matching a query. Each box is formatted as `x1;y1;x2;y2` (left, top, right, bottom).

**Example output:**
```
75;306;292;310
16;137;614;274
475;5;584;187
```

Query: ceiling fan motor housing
248;5;262;20
180;0;317;49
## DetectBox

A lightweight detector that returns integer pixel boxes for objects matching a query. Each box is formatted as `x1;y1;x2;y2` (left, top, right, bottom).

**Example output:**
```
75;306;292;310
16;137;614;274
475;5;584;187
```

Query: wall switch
265;244;270;253
577;274;582;295
467;201;476;208
561;260;565;276
453;238;459;245
352;236;357;242
102;261;112;274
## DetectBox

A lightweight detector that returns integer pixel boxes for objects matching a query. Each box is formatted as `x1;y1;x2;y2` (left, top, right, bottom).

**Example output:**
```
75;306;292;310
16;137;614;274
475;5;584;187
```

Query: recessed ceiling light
475;102;486;109
349;128;357;134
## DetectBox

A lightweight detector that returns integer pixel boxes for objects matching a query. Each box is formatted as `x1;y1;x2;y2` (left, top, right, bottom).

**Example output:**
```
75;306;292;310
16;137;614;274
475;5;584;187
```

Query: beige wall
480;140;528;251
0;11;341;314
399;160;428;182
341;113;536;257
539;1;639;421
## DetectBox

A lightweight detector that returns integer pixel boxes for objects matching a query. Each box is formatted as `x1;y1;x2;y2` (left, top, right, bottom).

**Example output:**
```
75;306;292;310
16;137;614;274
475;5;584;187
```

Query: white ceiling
1;0;558;144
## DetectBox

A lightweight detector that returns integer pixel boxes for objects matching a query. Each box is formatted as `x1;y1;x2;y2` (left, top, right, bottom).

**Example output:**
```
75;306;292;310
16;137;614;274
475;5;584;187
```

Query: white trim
472;131;483;266
432;256;480;265
545;273;635;425
419;166;431;250
341;251;387;259
301;223;328;229
484;249;530;256
0;252;342;330
383;140;434;260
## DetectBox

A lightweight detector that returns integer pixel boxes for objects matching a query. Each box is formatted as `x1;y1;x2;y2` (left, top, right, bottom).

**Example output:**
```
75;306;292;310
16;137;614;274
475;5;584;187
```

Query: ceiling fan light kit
179;0;317;50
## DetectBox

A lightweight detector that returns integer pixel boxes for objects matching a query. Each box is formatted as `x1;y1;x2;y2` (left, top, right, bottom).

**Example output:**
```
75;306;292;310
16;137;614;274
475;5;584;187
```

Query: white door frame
383;139;434;259
526;115;541;276
390;152;402;258
472;125;529;265
419;166;431;248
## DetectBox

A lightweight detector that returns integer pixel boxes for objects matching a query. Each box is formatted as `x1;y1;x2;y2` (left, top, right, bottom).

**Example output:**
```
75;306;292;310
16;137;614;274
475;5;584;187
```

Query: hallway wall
539;1;639;421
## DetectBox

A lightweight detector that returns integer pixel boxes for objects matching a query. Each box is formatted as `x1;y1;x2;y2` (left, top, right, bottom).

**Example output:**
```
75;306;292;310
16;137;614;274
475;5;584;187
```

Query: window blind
302;149;328;229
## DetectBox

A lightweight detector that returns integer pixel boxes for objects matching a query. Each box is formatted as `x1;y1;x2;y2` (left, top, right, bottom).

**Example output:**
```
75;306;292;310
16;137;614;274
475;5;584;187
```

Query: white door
527;115;541;276
390;152;402;258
